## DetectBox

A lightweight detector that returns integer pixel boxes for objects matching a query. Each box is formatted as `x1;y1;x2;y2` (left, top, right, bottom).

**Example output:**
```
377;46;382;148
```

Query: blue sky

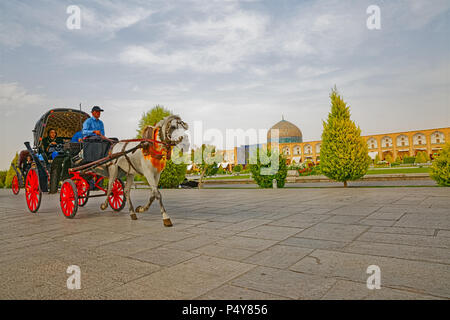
0;0;449;169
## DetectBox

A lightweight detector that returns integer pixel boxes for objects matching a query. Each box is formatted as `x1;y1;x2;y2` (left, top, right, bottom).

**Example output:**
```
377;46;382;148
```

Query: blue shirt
82;117;105;138
71;131;83;142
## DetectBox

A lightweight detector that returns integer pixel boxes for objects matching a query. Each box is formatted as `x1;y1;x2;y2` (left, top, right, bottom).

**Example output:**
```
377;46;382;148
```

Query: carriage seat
80;136;118;164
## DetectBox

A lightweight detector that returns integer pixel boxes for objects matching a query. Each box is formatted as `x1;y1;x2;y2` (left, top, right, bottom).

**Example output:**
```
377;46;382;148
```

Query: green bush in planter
249;148;287;188
158;159;187;188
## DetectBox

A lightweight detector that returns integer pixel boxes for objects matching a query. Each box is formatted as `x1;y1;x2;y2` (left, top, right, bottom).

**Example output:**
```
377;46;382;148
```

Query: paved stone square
0;187;449;300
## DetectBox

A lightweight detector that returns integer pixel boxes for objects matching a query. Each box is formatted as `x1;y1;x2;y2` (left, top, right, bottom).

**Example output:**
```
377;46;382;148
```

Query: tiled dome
267;119;303;143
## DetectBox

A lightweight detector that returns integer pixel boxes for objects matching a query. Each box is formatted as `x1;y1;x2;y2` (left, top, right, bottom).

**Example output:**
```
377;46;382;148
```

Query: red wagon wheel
108;179;126;212
74;177;89;207
12;175;20;195
25;169;41;213
60;179;79;219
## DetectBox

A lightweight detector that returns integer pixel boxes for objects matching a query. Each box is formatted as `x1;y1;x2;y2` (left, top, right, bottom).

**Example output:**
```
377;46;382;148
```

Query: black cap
91;106;104;112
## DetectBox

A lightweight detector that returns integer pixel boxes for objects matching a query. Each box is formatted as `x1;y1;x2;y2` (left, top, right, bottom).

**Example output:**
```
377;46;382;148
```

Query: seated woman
42;128;69;193
42;128;64;159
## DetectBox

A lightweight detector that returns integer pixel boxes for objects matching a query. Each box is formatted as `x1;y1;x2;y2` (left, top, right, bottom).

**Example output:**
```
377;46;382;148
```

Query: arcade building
220;119;450;167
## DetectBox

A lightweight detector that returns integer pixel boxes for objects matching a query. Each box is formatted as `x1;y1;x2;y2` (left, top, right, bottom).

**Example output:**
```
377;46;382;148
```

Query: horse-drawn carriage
19;108;126;217
18;107;189;225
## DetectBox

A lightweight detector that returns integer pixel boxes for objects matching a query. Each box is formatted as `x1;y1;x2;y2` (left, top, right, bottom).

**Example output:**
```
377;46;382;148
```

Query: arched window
293;145;301;155
282;146;290;155
315;143;321;154
413;133;425;145
304;144;312;154
367;137;377;149
431;131;445;144
396;135;409;147
381;136;393;148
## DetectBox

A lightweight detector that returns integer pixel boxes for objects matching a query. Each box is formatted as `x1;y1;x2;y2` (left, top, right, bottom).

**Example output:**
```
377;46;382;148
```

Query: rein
119;138;173;148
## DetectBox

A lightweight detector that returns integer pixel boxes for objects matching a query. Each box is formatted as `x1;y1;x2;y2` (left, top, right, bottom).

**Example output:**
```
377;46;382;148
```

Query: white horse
99;115;189;226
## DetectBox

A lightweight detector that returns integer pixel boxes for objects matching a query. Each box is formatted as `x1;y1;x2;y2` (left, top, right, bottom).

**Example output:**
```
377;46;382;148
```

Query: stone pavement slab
0;187;449;300
290;250;450;298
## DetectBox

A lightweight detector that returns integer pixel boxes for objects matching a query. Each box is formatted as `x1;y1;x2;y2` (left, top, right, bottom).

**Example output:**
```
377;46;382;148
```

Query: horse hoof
130;213;138;220
100;203;107;210
136;206;145;213
163;218;173;227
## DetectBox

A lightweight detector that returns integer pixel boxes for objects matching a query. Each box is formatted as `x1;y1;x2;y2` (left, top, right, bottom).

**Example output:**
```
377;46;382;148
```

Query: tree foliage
430;142;450;186
319;87;370;187
249;148;288;188
136;105;172;138
192;144;219;188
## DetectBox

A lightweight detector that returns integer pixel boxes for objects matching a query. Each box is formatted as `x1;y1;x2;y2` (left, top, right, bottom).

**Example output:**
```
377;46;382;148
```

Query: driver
82;106;105;138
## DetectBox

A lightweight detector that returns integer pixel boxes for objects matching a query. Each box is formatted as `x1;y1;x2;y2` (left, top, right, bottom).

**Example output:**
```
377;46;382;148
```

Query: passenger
42;128;63;158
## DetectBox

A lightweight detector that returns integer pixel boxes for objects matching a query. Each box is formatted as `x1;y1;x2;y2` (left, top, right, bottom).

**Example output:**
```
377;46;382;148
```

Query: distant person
71;130;83;142
82;106;105;138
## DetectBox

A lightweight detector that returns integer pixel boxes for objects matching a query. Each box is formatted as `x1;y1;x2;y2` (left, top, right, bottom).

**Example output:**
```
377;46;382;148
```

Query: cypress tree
320;87;370;187
4;153;19;188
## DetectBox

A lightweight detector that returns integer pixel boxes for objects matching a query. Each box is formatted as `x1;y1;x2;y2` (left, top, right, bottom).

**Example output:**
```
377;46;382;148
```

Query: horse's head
158;115;189;152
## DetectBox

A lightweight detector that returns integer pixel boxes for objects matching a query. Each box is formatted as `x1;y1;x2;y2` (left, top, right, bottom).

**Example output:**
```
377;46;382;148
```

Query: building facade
223;120;450;166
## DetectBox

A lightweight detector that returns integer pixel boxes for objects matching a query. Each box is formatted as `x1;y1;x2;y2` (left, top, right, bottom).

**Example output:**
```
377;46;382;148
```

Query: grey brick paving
0;186;449;299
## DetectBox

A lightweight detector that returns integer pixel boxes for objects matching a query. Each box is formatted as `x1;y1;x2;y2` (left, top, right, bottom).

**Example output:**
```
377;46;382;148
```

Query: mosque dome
267;118;303;143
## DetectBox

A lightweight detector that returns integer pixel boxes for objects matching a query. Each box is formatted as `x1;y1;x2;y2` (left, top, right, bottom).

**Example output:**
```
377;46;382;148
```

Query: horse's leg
100;165;118;210
141;168;172;227
156;187;172;227
153;171;172;227
135;194;155;213
124;173;137;220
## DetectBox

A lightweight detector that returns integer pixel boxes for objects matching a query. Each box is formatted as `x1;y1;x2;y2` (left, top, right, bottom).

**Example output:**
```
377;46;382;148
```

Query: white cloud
80;4;154;39
119;6;270;73
0;82;46;116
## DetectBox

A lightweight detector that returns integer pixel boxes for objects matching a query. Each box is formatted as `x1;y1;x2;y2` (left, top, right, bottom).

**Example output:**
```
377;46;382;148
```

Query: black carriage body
32;108;90;149
26;108;90;192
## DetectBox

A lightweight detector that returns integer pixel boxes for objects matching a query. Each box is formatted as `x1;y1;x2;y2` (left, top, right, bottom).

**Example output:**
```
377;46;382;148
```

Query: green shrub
0;170;7;186
385;154;394;164
158;159;187;188
250;149;287;188
374;154;380;164
415;152;426;164
430;142;450;186
217;166;228;175
241;168;251;174
403;156;415;164
233;164;242;173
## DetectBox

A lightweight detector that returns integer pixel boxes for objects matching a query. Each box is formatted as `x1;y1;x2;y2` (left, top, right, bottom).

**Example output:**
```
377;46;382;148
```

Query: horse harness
105;128;173;174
